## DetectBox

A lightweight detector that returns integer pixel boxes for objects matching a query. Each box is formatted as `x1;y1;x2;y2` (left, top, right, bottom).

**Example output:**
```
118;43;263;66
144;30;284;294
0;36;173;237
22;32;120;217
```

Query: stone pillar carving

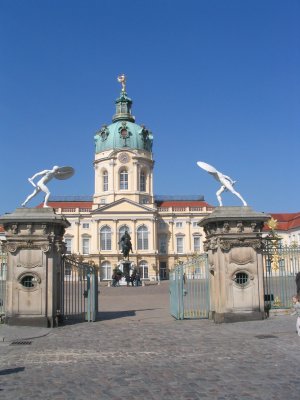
199;206;270;323
0;208;70;327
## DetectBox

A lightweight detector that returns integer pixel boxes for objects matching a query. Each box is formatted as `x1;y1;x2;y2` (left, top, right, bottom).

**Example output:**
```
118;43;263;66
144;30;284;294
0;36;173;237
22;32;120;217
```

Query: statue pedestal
118;260;133;286
0;208;70;327
199;206;270;323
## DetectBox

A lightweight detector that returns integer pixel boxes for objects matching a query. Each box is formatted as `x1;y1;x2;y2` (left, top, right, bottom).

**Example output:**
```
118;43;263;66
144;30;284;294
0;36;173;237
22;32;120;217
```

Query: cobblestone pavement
0;281;300;400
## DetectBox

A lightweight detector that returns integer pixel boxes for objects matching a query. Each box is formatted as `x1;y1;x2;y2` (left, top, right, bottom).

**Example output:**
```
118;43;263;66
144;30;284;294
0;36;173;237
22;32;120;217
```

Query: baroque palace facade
43;77;214;281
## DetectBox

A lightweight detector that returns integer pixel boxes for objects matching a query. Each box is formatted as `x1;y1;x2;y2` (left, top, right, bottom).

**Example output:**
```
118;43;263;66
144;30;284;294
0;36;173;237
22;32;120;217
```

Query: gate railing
170;254;210;320
263;243;300;310
62;255;98;322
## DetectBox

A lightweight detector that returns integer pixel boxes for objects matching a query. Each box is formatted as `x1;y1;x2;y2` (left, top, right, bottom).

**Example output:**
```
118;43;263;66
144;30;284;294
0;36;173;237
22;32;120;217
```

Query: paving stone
0;282;299;399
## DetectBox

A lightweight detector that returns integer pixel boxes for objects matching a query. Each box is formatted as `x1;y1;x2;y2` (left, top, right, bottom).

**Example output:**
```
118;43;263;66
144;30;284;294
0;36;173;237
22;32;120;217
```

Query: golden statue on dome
117;74;126;92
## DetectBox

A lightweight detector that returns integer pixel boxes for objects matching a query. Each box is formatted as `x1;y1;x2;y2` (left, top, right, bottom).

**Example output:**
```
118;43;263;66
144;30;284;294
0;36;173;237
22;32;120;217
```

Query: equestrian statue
119;231;133;260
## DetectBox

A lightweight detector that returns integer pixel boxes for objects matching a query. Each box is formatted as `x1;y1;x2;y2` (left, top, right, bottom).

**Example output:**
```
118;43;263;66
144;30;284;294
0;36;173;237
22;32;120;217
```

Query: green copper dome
94;86;153;153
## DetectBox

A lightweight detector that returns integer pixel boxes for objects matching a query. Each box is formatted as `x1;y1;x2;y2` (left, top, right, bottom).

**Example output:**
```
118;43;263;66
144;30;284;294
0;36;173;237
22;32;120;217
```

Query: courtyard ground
0;281;299;399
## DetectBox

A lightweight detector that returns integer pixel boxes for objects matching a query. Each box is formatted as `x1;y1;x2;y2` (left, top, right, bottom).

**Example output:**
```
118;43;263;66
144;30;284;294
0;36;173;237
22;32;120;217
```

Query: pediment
92;198;155;215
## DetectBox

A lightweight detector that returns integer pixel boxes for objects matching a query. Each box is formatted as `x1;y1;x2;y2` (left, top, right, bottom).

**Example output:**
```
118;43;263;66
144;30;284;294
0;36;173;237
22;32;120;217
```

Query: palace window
140;170;146;192
82;237;90;255
176;222;183;228
120;169;128;190
159;234;167;254
103;170;108;191
176;236;184;253
139;260;149;279
193;236;201;252
137;225;149;250
100;226;112;250
101;261;112;281
64;238;72;254
82;223;89;229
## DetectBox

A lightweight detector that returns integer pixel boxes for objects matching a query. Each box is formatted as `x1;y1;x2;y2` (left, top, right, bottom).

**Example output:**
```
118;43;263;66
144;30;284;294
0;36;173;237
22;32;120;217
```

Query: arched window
120;169;128;190
139;260;149;279
137;225;149;250
118;225;130;250
101;261;112;281
140;170;146;192
100;226;112;250
103;170;108;192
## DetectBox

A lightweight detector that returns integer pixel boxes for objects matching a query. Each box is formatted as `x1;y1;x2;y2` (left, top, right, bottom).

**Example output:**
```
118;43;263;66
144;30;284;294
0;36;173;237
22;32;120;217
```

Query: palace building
1;78;300;282
42;77;214;281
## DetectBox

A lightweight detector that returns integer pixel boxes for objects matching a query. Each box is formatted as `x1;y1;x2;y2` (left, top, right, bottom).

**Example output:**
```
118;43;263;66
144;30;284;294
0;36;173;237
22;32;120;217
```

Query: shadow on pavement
0;367;25;376
99;308;164;321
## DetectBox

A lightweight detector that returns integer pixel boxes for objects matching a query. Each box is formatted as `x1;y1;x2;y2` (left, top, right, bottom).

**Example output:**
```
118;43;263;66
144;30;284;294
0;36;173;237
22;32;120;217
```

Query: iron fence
61;255;98;322
263;244;300;310
170;254;210;319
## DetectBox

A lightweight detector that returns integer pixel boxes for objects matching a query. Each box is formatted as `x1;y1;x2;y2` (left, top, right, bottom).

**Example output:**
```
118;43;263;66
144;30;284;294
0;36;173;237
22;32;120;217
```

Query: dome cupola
94;75;153;154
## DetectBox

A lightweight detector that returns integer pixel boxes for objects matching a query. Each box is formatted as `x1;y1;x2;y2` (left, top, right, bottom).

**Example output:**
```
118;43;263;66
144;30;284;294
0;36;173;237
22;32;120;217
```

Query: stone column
0;208;70;327
199;206;270;323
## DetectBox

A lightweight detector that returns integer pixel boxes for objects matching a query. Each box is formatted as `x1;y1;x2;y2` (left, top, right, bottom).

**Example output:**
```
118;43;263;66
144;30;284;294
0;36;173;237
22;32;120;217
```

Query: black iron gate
61;255;98;322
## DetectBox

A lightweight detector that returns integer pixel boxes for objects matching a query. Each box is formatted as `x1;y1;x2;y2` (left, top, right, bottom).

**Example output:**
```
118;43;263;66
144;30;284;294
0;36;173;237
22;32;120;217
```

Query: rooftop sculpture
197;161;247;207
117;74;126;92
21;166;75;208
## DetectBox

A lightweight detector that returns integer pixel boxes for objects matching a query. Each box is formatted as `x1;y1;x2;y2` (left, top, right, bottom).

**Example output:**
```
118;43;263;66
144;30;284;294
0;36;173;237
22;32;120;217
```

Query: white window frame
139;260;149;279
82;237;90;255
101;261;112;281
193;236;201;253
65;238;72;254
176;236;184;254
100;226;112;251
120;169;128;190
103;170;108;192
137;225;149;250
140;170;146;192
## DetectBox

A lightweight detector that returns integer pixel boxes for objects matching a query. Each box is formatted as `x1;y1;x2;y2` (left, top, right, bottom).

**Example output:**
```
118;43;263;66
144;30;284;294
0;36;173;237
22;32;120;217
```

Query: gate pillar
0;208;70;327
199;206;270;323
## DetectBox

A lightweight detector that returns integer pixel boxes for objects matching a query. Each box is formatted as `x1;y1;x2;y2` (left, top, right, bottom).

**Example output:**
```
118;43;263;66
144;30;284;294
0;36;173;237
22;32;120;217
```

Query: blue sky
1;0;299;215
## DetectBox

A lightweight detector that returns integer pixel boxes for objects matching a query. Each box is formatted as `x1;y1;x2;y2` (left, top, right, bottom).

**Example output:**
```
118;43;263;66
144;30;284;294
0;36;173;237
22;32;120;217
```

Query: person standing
291;295;300;336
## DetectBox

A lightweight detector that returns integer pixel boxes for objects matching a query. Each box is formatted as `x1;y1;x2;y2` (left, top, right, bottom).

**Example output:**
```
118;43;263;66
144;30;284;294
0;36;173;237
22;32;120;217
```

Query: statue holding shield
21;165;74;208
